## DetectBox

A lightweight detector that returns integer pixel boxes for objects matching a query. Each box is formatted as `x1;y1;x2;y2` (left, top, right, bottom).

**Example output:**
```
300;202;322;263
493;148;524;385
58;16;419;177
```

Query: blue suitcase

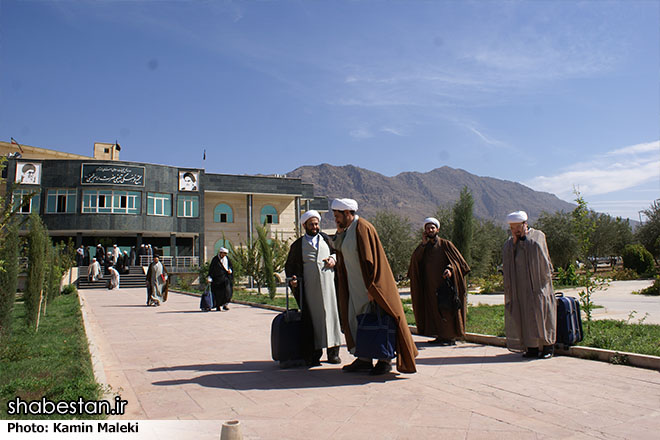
270;278;304;367
555;292;583;348
200;286;214;311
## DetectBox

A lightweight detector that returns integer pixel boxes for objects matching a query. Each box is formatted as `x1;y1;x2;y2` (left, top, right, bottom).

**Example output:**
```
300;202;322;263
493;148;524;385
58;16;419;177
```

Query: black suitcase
200;286;214;311
270;277;304;367
555;292;583;348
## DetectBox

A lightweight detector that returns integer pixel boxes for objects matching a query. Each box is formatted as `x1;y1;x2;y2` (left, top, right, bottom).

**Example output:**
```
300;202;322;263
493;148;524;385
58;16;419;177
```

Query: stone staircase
78;266;146;289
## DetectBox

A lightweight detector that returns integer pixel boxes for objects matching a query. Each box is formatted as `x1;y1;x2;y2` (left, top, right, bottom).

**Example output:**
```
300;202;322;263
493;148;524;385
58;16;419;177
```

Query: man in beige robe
146;256;168;306
285;210;342;366
332;198;417;375
502;211;556;359
408;217;471;345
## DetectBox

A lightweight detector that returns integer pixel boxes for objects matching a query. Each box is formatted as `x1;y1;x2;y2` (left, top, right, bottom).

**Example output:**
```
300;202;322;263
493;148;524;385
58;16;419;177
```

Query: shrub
622;244;655;276
476;273;504;293
609;267;639;281
556;263;579;286
634;276;660;296
61;284;77;295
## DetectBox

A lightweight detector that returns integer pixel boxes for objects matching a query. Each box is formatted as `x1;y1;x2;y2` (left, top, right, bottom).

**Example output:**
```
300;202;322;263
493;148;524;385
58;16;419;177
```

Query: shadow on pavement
149;361;406;390
416;352;523;366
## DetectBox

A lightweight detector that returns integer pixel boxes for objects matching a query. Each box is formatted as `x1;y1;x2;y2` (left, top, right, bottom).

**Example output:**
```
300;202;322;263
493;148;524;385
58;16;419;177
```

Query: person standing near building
285;210;342;366
146;256;168;306
408;217;471;345
332;198;417;375
502;211;556;359
88;258;101;282
76;245;85;267
208;247;233;311
108;265;120;290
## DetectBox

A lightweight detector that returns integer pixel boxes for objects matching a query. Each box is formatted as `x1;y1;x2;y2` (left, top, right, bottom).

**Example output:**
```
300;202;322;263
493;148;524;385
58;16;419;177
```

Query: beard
305;227;319;236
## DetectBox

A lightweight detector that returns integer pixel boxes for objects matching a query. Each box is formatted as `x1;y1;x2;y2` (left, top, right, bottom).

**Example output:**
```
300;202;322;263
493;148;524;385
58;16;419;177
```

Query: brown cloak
502;228;556;351
335;217;418;374
408;238;471;339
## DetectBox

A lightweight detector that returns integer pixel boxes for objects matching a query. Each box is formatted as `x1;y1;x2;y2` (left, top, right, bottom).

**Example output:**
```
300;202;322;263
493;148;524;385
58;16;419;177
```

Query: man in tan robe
408;217;471;345
332;198;417;375
502;211;556;359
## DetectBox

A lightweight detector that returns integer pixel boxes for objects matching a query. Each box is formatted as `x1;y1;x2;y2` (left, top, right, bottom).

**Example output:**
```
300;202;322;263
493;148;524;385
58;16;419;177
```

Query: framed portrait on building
179;171;199;191
15;161;41;185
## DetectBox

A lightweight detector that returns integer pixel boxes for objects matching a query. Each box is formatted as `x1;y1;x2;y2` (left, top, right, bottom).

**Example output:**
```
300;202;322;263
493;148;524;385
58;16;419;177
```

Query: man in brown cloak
502;211;556;359
408;217;471;345
332;198;417;375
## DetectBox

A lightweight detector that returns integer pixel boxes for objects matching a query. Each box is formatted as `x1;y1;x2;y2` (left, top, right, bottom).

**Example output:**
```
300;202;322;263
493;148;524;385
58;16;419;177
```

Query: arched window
214;239;232;255
214;203;233;223
260;205;278;224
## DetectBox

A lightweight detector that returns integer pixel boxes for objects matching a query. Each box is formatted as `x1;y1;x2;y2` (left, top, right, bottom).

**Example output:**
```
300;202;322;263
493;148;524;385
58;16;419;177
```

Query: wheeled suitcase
270;277;304;367
555;292;583;348
200;286;214;311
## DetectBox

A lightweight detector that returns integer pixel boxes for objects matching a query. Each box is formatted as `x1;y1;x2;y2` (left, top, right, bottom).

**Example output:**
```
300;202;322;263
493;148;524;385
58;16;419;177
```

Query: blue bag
354;302;397;360
200;285;214;311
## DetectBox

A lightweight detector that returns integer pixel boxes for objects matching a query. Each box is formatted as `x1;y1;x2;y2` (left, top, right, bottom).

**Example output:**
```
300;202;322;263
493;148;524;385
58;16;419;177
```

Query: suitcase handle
555;292;564;298
285;276;303;312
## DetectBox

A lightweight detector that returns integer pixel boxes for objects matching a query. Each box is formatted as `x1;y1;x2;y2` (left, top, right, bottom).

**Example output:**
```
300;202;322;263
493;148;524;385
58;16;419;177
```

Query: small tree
452;186;474;265
256;223;277;299
535;211;578;270
636;200;660;262
622;244;655;276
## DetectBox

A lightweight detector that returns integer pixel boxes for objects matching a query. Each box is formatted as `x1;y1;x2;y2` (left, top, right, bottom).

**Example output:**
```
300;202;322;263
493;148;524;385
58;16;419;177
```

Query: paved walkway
79;287;660;440
466;280;660;324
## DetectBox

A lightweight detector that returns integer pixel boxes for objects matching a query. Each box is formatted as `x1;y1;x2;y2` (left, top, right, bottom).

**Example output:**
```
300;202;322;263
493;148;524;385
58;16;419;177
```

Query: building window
147;193;172;216
214;239;232;254
260;205;278;224
13;189;41;214
177;195;199;218
82;190;140;214
214;203;233;223
46;189;77;214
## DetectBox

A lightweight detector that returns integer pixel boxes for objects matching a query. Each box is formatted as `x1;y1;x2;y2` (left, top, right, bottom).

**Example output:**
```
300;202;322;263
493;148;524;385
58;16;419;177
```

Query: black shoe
223;304;229;311
305;358;322;367
522;348;539;358
326;346;341;364
540;345;554;359
342;359;373;372
430;338;456;346
369;360;393;376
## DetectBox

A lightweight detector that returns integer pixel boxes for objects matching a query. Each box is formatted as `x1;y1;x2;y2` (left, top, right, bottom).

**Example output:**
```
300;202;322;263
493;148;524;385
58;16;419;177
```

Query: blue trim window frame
214;239;232;254
147;192;172;216
13;189;41;214
260;205;279;224
46;189;77;214
177;195;199;218
214;203;233;223
82;190;141;214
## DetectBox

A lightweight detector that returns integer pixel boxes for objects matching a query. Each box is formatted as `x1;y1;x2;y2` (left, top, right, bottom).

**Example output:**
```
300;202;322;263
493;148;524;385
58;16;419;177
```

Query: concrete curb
171;290;660;373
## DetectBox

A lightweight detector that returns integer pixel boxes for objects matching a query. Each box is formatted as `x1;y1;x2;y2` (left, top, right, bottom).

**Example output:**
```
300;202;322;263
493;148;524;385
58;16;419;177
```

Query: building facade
1;141;326;266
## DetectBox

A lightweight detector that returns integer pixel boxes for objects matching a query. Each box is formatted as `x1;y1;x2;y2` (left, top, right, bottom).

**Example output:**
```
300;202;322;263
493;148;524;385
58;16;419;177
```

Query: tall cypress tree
452;186;474;265
25;214;47;329
0;221;20;337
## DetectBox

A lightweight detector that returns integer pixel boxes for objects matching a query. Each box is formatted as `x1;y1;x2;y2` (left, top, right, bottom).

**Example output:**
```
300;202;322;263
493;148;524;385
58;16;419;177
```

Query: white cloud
349;127;373;139
380;127;404;136
526;140;660;199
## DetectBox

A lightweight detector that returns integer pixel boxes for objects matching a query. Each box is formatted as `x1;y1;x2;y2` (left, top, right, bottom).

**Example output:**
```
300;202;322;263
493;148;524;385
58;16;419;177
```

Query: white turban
331;198;358;212
218;247;229;253
423;217;440;228
300;210;321;225
506;211;528;224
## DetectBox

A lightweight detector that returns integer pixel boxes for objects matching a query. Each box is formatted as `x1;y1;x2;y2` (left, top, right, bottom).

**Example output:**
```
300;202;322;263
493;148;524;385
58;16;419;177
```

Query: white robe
302;236;342;350
88;261;101;281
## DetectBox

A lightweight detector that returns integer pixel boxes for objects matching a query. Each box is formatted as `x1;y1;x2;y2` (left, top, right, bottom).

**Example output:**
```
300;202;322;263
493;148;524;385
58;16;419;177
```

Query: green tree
0;220;20;337
636;200;660;262
24;213;48;330
469;218;508;278
452;186;474;265
622;244;655;276
433;205;453;240
371;211;416;279
534;211;578;270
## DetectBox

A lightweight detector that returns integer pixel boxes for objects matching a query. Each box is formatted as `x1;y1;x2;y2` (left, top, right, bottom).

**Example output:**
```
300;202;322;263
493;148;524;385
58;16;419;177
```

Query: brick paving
79;287;660;440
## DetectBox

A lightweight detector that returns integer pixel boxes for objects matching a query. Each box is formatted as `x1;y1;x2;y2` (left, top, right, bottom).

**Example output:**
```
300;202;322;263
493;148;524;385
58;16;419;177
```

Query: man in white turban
331;198;418;375
285;210;343;366
408;217;471;345
209;247;234;311
502;210;556;359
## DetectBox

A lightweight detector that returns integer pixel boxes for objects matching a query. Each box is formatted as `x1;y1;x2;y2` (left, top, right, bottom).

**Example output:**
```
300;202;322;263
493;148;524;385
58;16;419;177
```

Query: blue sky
1;0;658;221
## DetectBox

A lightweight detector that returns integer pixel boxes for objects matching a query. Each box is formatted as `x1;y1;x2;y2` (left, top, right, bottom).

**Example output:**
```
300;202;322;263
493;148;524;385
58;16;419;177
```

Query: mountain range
286;164;576;226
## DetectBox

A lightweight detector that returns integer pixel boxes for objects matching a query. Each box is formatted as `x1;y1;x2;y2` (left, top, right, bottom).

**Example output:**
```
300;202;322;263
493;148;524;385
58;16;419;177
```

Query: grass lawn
0;293;103;420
